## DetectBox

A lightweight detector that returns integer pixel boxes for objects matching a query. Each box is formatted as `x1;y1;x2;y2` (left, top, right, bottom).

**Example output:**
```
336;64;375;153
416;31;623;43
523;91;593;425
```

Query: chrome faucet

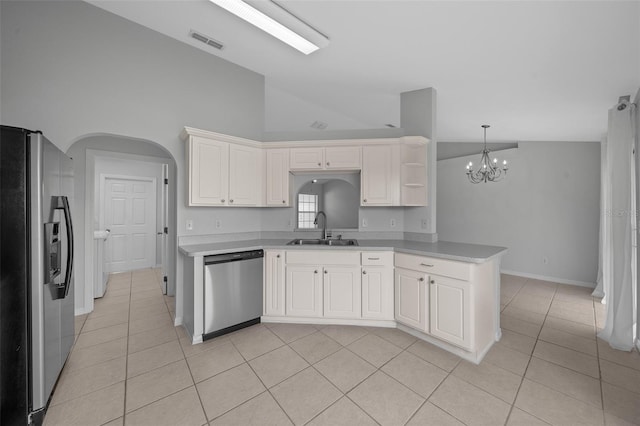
314;211;328;240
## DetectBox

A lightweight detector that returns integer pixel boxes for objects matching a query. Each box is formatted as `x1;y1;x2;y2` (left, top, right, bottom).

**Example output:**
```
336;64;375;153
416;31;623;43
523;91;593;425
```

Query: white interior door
104;177;156;273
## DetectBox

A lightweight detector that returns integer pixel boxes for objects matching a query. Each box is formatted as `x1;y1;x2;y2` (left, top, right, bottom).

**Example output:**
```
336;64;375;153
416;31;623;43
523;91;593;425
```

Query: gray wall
1;0;265;237
323;180;359;229
401;88;438;236
437;142;600;285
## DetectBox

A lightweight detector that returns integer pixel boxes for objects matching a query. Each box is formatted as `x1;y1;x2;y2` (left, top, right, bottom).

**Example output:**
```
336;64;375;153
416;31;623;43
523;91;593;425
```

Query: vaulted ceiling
88;0;639;142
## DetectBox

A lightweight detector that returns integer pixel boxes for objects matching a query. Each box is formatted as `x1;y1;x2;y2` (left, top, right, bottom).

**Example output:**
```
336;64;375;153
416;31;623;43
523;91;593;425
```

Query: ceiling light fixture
208;0;329;55
465;125;509;184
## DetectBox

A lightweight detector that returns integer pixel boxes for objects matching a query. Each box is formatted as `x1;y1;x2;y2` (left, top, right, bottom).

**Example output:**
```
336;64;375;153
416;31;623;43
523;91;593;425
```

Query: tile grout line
502;276;556;426
121;271;133;423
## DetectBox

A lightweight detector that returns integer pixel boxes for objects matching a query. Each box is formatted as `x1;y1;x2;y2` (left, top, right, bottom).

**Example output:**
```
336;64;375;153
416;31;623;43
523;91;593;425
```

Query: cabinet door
394;268;427;332
286;265;322;317
265;149;290;206
429;275;471;349
323;266;362;319
264;251;285;316
189;136;228;206
325;146;361;170
361;145;394;206
228;144;260;206
362;267;394;320
290;148;324;170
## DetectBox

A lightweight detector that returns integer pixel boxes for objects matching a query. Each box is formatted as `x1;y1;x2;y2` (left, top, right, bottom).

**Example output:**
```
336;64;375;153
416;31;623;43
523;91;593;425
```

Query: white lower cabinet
362;266;394;320
323;266;361;319
264;251;285;316
394;268;428;332
285;265;322;317
429;274;471;350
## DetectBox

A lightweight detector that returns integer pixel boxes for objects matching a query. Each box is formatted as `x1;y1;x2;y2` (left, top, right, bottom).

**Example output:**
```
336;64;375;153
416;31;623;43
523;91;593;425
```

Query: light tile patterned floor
44;272;640;426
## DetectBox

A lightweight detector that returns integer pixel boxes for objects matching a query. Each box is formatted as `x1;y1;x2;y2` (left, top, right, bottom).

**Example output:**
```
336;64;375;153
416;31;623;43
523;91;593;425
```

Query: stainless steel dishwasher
203;250;264;340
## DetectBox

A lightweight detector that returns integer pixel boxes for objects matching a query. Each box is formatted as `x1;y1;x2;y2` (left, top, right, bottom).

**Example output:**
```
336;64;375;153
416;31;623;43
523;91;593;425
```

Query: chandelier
466;125;509;183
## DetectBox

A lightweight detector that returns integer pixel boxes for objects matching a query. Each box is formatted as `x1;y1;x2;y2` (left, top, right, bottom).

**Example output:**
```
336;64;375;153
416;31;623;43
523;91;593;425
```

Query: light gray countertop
179;238;507;263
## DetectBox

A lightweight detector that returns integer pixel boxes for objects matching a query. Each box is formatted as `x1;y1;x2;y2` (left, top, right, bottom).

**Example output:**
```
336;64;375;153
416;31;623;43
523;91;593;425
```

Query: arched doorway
67;134;177;317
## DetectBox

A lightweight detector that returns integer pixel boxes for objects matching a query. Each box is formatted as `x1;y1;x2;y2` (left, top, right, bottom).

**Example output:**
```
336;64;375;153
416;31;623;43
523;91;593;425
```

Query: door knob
282;200;286;204
317;162;321;166
363;199;367;203
419;277;424;282
326;162;330;166
362;270;367;275
230;199;234;203
430;279;435;284
314;270;318;274
221;199;225;203
324;270;328;274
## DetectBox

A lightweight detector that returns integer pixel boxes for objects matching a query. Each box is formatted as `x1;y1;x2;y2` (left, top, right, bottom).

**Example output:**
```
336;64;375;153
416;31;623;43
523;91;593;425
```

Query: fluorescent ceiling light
208;0;326;55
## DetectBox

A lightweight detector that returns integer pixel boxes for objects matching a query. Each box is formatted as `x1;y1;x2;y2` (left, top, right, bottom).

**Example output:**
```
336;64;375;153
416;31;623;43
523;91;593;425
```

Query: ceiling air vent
310;121;328;130
189;30;224;50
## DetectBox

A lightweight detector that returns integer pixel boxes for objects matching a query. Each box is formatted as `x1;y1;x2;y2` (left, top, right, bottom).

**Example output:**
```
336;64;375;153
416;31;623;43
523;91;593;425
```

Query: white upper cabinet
265;149;290;207
290;146;361;171
182;127;428;209
188;136;229;206
400;138;427;206
229;144;260;206
289;147;324;170
361;145;396;206
324;146;361;170
183;130;262;207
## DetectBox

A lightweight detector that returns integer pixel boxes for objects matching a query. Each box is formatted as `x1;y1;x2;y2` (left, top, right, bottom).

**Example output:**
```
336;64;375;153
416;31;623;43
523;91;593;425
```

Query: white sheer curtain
595;100;638;351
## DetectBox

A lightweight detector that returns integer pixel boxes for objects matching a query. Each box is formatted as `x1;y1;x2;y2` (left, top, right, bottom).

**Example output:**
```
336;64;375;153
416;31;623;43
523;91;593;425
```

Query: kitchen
1;1;639;425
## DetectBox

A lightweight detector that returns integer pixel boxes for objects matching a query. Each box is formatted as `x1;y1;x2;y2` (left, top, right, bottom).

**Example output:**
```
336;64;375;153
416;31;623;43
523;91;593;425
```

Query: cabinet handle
282;200;286;204
230;199;234;203
324;270;328;274
420;263;434;267
326;162;330;166
221;199;225;203
314;270;318;274
419;277;424;282
317;162;321;166
368;257;379;260
363;199;367;203
362;270;367;275
430;279;435;284
276;254;280;258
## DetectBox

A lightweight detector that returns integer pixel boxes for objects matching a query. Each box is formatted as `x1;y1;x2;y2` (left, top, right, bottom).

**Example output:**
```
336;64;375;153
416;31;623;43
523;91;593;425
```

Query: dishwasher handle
204;250;264;265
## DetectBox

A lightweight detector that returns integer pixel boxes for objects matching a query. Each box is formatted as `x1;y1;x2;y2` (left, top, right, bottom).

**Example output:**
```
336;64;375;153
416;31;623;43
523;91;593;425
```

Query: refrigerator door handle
54;196;74;299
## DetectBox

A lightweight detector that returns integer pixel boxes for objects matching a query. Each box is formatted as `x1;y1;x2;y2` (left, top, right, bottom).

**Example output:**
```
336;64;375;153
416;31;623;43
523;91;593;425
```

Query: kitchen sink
287;238;359;246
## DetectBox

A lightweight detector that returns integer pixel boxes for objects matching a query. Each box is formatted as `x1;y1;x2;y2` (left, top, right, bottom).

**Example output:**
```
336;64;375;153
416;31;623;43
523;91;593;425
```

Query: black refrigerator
0;126;75;425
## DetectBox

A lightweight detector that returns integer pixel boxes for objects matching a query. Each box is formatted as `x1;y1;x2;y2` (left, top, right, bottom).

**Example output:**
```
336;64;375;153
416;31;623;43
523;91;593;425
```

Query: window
298;193;318;228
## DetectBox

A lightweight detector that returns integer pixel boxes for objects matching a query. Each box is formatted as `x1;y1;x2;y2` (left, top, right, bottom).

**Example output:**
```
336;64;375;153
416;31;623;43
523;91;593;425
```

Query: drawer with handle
361;251;393;266
394;252;470;281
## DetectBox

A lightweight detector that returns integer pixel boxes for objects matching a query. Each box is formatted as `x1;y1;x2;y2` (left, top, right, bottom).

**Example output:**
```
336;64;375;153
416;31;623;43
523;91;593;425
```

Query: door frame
99;173;158;273
82;148;176;316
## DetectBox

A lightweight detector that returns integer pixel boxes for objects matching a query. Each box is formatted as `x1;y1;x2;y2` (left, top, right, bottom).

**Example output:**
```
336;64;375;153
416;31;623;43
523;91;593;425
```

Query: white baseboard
75;307;92;316
173;316;183;326
261;316;396;328
501;269;595;289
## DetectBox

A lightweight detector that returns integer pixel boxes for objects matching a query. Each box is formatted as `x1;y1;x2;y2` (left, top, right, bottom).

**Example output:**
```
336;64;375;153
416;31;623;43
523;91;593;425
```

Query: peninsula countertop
179;238;507;263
